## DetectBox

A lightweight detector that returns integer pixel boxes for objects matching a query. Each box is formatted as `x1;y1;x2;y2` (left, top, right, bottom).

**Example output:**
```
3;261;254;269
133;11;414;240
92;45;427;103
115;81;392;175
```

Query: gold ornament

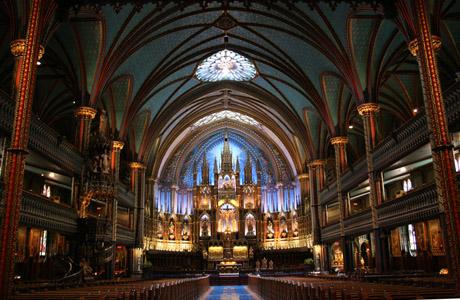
357;103;379;116
74;106;97;119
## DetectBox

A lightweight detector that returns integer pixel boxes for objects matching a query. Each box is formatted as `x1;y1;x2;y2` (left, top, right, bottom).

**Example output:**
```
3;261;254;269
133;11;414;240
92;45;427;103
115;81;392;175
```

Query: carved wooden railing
377;183;439;228
0;91;83;174
320;222;340;241
19;191;78;234
117;224;135;245
343;208;372;236
117;183;135;207
319;181;337;206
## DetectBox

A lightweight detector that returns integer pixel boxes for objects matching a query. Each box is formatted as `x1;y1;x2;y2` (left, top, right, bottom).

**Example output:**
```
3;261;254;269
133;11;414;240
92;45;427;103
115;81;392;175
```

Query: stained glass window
196;50;256;82
192;110;260;128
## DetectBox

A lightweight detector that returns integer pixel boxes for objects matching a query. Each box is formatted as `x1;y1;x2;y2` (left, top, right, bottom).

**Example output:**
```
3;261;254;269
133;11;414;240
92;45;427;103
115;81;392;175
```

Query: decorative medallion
215;13;237;31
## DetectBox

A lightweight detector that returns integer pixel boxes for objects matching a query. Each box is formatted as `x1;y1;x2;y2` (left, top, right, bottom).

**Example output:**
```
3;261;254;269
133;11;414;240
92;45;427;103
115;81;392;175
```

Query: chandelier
196;49;256;82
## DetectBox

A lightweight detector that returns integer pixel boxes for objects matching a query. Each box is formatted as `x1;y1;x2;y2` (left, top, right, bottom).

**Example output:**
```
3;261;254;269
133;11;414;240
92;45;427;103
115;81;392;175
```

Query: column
111;141;124;181
171;184;178;214
331;136;348;232
10;39;44;99
296;173;309;215
357;102;383;272
130;162;146;248
74;106;96;154
331;136;351;271
111;141;123;243
0;0;43;297
308;160;326;271
410;0;460;288
146;178;155;218
308;159;325;245
276;182;283;212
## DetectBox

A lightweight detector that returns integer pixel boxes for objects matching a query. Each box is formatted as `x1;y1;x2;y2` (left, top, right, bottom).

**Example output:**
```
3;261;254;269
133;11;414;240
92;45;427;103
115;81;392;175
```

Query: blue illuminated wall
180;130;274;187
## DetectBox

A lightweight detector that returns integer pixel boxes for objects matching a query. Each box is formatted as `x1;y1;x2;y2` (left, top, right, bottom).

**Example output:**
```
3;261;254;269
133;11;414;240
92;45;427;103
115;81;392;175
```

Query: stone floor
204;285;259;300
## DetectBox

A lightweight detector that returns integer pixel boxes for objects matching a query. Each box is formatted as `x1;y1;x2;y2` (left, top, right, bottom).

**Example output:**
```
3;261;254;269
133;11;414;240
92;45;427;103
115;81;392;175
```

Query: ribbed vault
2;0;460;179
156;118;298;187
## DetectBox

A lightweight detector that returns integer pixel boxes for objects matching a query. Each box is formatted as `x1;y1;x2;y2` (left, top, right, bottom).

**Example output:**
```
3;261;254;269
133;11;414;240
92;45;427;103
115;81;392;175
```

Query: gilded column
10;39;44;100
111;141;124;182
307;159;325;246
410;0;460;288
297;173;309;215
331;136;351;271
111;141;123;242
146;177;155;218
331;136;348;233
0;0;43;297
74;106;96;154
357;102;383;272
130;162;146;248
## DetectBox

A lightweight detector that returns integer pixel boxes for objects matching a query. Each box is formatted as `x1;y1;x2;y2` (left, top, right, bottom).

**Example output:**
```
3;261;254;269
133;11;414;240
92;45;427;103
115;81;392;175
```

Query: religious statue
268;260;274;270
292;214;299;237
255;260;260;272
266;219;274;239
182;220;190;241
201;218;209;237
360;242;369;266
168;219;175;240
157;221;163;239
101;150;110;174
80;258;94;280
280;217;288;238
92;155;100;173
261;257;268;269
247;218;255;236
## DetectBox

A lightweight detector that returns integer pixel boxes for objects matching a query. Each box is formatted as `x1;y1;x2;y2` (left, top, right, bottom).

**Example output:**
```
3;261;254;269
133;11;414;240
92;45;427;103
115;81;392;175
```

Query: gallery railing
0;91;83;174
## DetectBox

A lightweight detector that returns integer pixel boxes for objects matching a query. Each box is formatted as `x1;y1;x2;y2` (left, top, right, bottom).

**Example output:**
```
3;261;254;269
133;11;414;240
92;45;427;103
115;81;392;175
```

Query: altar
218;259;241;274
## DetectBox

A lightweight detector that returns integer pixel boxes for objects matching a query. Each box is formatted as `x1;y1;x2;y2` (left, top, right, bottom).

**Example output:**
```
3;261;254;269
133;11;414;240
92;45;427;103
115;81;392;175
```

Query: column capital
408;35;441;57
10;39;45;59
297;173;309;180
74;106;97;119
330;136;348;145
307;159;326;168
112;140;124;151
357;103;380;116
130;161;146;170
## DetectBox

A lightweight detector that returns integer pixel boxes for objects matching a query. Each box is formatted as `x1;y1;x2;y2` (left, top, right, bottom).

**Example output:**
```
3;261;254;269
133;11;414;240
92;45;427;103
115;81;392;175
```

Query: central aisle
204;285;259;300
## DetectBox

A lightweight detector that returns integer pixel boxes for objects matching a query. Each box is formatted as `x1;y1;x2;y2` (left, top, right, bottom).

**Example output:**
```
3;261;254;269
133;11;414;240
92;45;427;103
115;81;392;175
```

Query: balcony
377;183;438;229
117;225;135;245
117;184;135;208
20;191;78;234
319;80;460;204
321;222;340;241
0;92;83;174
343;208;372;236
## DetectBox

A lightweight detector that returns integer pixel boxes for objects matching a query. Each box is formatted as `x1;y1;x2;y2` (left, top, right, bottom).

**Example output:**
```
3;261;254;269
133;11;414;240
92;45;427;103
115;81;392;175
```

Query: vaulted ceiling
1;0;460;180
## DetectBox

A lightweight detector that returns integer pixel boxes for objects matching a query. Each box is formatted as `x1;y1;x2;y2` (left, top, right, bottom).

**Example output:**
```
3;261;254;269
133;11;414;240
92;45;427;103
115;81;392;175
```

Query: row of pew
13;276;210;300
248;275;458;299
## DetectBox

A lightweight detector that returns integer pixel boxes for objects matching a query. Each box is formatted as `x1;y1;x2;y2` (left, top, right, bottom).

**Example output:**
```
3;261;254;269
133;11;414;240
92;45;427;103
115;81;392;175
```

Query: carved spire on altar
202;150;210;185
244;150;253;184
221;131;233;174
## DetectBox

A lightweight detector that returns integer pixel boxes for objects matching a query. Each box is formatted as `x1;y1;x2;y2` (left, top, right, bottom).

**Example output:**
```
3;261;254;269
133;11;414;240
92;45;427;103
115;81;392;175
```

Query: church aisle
204;285;260;300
